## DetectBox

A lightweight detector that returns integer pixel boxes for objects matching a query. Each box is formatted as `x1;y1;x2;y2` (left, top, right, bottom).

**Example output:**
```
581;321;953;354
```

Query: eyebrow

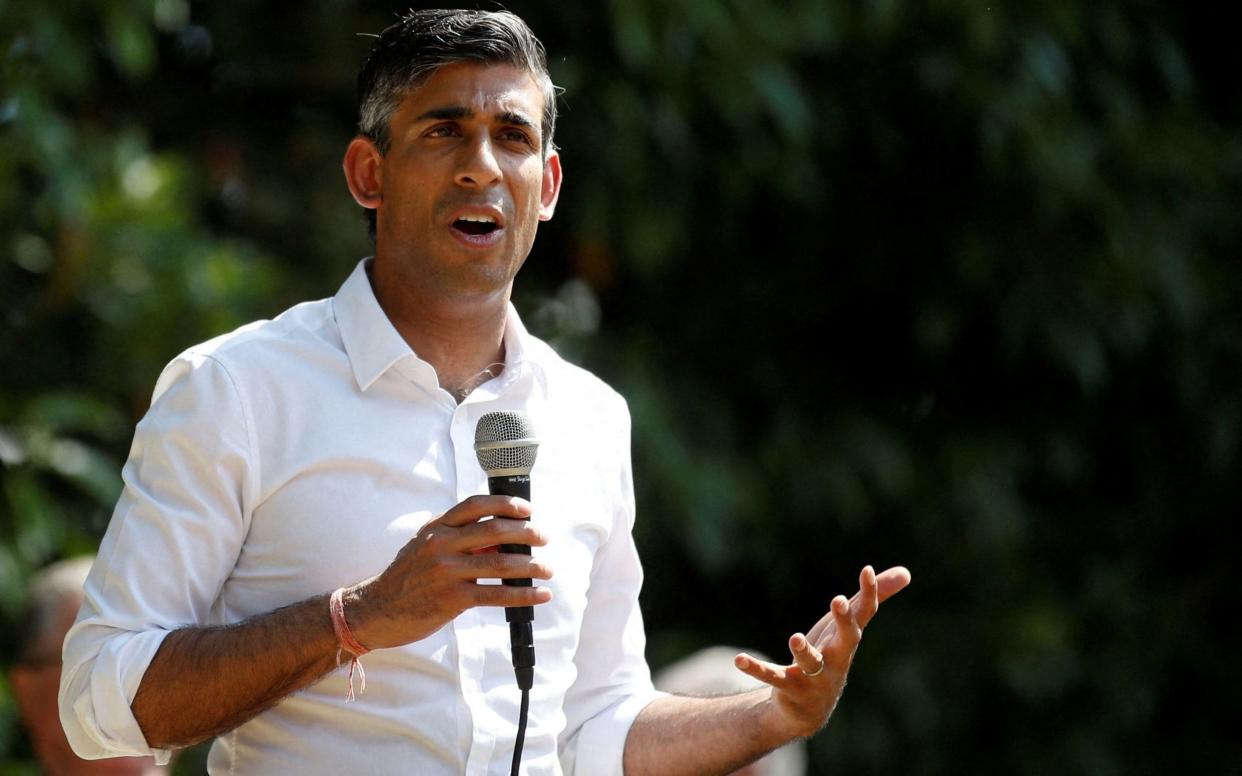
415;106;538;132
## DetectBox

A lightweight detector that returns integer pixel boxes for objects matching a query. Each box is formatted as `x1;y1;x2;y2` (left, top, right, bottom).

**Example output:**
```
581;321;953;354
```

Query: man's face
370;62;561;298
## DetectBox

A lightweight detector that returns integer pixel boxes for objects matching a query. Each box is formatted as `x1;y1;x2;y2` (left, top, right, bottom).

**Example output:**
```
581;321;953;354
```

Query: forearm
622;690;797;776
131;591;341;749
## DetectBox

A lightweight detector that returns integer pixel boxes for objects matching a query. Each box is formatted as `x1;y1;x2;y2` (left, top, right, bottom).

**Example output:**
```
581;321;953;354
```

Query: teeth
458;215;496;224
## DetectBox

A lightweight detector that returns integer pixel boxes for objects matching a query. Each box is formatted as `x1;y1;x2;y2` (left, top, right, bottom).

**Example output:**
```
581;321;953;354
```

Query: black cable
510;687;530;776
508;619;534;774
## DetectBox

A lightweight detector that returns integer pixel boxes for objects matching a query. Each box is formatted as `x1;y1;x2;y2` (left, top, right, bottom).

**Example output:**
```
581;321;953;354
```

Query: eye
500;129;535;147
426;124;459;138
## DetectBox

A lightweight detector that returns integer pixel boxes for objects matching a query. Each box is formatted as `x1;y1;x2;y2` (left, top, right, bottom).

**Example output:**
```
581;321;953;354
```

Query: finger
830;594;862;647
471;582;553;608
875;566;912;603
787;632;825;678
809;595;853;646
443;516;547;554
733;652;791;688
855;565;880;628
436;495;532;528
456;553;554;581
807;564;911;643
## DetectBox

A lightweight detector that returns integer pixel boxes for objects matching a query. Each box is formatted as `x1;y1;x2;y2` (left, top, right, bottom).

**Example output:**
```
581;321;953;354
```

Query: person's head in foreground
11;556;164;775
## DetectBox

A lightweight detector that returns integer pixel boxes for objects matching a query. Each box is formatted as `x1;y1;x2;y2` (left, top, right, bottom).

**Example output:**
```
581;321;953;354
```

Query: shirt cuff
568;690;668;776
61;627;174;766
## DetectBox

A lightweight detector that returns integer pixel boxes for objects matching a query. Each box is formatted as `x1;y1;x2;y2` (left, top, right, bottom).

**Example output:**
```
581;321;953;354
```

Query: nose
455;131;502;189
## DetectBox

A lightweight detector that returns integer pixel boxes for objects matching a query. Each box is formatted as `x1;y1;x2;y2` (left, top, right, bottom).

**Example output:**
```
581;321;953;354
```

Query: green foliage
2;1;1239;773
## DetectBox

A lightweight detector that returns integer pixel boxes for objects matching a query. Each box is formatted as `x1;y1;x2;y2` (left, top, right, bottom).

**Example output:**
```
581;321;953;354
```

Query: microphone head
474;411;539;476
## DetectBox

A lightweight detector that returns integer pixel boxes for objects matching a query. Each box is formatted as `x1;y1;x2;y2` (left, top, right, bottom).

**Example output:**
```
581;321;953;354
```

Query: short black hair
355;9;559;242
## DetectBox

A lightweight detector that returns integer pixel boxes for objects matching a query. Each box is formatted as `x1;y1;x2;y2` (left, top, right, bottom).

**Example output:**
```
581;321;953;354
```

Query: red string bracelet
329;587;370;701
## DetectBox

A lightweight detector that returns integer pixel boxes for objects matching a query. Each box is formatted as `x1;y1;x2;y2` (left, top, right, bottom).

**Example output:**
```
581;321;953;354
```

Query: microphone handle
486;474;533;622
489;469;534;583
487;473;535;690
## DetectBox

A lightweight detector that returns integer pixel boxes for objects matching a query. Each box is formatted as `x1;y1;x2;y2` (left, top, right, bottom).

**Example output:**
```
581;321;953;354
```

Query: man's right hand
342;495;553;650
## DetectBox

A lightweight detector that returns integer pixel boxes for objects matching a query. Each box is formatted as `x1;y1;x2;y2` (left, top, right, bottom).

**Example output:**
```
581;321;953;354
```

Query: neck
368;259;509;400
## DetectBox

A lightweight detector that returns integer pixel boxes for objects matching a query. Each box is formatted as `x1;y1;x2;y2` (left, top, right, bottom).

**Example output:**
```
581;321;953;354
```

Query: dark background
2;1;1239;773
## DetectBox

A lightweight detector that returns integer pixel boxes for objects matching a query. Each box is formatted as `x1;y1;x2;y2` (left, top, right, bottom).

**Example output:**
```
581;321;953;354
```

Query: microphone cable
508;618;535;774
511;686;530;776
508;619;535;776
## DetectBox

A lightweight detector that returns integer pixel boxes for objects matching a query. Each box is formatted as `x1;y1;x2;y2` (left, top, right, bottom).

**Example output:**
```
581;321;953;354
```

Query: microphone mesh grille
474;411;539;473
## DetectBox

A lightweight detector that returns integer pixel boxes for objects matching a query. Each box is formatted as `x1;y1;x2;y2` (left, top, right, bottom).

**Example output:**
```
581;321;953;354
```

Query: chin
431;262;520;297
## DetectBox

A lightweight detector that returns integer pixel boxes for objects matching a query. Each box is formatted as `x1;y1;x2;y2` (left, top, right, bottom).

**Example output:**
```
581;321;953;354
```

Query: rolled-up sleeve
558;403;667;776
59;350;255;761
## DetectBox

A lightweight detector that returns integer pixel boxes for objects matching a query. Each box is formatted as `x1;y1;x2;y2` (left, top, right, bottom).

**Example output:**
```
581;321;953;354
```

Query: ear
343;136;384;210
538;151;563;222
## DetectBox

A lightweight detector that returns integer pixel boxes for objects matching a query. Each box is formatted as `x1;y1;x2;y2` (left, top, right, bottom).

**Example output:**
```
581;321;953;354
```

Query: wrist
757;691;824;743
330;587;371;656
328;586;370;701
340;576;383;643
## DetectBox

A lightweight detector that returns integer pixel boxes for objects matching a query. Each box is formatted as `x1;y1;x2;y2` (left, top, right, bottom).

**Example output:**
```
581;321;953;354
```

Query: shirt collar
332;258;548;394
333;259;416;392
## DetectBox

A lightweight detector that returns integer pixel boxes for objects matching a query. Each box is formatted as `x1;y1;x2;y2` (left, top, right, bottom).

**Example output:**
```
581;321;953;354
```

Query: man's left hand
733;564;912;739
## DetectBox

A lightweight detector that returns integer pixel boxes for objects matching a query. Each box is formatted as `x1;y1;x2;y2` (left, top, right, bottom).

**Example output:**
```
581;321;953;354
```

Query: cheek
384;159;439;206
506;173;544;228
516;160;547;203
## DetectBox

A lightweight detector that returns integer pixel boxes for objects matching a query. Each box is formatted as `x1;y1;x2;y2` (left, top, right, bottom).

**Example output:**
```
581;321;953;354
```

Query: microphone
473;410;539;692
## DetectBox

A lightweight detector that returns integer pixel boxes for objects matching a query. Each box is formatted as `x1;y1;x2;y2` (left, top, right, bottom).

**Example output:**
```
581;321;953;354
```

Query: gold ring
804;655;825;677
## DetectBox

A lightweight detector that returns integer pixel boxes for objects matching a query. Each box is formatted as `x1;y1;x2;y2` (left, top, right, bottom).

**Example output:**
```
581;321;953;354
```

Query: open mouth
453;215;501;236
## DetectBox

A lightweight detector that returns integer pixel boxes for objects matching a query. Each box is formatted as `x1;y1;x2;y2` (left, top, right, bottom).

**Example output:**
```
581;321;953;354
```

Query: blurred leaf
16;392;127;440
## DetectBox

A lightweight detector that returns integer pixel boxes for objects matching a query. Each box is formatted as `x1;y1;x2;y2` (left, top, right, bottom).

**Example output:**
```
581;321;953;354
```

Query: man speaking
59;10;910;775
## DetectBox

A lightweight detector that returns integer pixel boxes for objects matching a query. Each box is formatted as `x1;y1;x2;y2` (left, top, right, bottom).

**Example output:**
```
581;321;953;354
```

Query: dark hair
355;9;559;241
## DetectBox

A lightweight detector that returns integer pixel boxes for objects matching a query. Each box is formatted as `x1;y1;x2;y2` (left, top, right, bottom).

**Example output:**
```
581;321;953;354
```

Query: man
11;557;165;775
60;10;910;775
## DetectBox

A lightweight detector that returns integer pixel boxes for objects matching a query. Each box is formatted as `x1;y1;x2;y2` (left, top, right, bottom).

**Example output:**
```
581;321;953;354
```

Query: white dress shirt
59;259;664;775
